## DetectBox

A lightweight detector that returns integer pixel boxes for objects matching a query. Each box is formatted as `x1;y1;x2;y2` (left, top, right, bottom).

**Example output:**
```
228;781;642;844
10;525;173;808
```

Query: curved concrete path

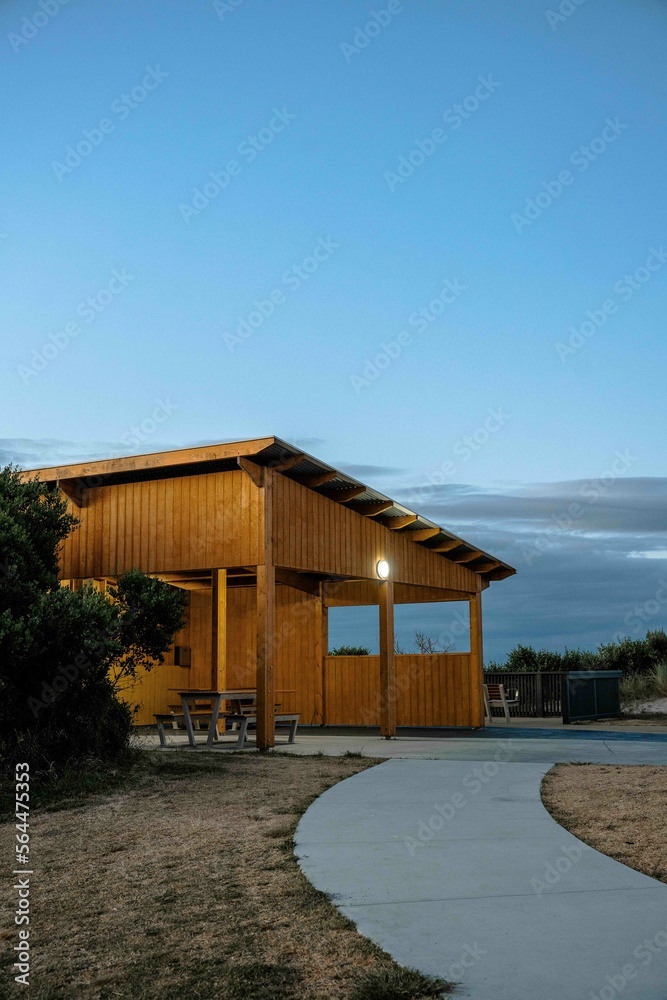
295;760;667;999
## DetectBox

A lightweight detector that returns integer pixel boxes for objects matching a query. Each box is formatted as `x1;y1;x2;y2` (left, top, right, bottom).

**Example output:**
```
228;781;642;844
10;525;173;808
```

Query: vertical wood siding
123;584;323;726
271;475;480;592
59;469;263;578
323;654;482;727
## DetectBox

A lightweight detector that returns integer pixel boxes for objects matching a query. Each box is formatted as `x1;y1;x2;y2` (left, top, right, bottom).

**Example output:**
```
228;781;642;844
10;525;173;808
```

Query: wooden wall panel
57;470;263;579
323;653;481;727
222;584;323;724
324;580;472;607
125;583;324;727
119;611;482;728
271;475;480;592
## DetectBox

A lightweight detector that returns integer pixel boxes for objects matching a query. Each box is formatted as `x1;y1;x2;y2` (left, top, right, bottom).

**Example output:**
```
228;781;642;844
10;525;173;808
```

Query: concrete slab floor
133;725;667;766
295;760;667;1000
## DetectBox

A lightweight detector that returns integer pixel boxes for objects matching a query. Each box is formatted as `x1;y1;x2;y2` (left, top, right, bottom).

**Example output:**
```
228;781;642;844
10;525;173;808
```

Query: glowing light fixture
376;559;390;580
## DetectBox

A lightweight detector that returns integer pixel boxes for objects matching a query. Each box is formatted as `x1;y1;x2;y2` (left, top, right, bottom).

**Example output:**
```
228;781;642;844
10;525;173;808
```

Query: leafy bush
0;466;187;779
487;630;667;675
330;645;371;656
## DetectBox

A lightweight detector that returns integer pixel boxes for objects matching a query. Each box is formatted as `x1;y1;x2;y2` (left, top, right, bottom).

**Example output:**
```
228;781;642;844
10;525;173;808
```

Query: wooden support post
469;592;484;727
256;468;275;750
315;584;327;725
256;563;276;749
379;579;396;737
535;670;544;718
211;568;227;690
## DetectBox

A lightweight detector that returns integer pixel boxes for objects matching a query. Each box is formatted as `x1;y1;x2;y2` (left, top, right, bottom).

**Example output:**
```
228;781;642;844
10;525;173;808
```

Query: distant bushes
486;630;667;676
620;662;667;706
329;645;371;656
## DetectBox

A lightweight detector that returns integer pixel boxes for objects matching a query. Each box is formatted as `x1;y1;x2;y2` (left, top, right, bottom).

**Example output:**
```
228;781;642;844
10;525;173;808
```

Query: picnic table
178;689;256;747
159;690;299;749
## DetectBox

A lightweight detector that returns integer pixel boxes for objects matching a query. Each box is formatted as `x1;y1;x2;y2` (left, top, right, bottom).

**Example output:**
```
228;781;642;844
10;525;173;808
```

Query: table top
178;689;257;699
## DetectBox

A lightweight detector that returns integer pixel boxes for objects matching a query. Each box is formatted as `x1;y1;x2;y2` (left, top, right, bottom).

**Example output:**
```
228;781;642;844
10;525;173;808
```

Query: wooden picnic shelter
27;436;515;748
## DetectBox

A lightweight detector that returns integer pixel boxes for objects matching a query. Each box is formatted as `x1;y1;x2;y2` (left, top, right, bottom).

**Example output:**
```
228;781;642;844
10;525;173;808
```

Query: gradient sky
2;0;666;661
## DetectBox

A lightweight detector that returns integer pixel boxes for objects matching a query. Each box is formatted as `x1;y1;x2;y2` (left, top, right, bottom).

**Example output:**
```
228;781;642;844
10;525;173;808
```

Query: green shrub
0;466;187;780
486;630;667;675
329;645;371;656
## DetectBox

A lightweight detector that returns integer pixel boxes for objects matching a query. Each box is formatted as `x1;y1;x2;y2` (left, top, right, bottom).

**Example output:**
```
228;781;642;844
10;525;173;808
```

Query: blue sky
2;0;666;661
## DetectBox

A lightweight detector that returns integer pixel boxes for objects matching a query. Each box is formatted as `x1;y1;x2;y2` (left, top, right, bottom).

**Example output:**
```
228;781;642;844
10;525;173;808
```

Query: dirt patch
0;752;450;999
542;764;667;883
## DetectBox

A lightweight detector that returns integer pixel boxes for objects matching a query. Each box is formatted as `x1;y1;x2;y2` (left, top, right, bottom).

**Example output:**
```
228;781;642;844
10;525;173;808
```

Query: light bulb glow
376;559;390;580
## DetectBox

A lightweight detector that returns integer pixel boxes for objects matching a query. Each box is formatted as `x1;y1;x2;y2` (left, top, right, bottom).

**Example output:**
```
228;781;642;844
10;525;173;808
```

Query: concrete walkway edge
295;759;667;999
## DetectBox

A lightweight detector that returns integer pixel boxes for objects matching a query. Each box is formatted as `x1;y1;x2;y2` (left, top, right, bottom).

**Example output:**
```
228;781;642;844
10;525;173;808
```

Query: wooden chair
483;683;519;723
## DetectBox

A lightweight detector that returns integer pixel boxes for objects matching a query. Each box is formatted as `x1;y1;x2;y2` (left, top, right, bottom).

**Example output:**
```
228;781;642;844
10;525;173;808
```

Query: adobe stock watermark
350;277;466;392
179;107;296;223
403;740;517;855
340;0;404;63
545;0;588;31
445;941;487;983
531;841;583;894
384;75;501;192
17;269;135;384
213;0;245;21
119;397;179;450
588;920;667;1000
222;236;339;351
8;0;71;54
555;246;667;361
402;406;510;508
52;66;169;181
520;449;639;566
511;117;628;233
613;577;667;640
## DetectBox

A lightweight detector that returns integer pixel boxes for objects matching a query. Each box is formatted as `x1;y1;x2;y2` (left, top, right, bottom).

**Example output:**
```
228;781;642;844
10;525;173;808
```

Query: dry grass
542;764;667;883
0;751;451;999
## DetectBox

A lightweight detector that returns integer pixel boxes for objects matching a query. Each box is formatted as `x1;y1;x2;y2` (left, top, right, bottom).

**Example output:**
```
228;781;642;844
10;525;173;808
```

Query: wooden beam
474;560;501;573
211;569;227;689
26;436;277;483
379;579;396;737
314;582;325;725
237;457;265;488
271;452;305;472
299;470;337;487
430;539;462;553
361;500;393;516
275;567;321;596
56;479;84;507
451;549;484;564
155;572;211;586
256;468;275;750
469;592;484;727
408;527;441;542
330;485;366;502
483;566;516;581
323;579;474;607
384;514;418;530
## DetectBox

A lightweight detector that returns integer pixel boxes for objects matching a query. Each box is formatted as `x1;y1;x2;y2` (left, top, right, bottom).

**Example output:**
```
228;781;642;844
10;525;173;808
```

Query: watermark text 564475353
13;763;32;987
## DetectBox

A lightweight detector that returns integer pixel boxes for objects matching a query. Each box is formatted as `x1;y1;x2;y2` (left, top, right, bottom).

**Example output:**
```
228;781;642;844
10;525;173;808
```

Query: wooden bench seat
155;707;300;749
222;712;299;748
155;712;220;746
